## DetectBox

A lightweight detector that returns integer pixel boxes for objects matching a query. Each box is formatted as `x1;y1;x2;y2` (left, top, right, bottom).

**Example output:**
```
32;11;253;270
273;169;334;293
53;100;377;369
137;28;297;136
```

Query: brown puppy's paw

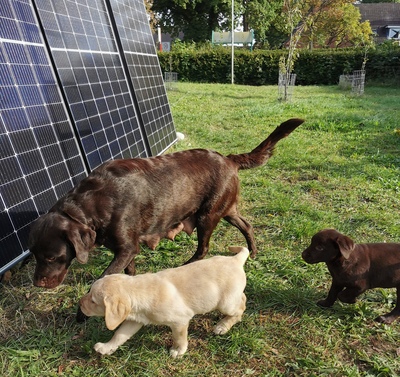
317;299;334;307
375;315;396;325
337;292;357;304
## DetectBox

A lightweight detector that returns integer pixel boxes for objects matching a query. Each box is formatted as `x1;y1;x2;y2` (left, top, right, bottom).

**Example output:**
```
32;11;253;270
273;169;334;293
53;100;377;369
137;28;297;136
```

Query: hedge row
158;48;400;86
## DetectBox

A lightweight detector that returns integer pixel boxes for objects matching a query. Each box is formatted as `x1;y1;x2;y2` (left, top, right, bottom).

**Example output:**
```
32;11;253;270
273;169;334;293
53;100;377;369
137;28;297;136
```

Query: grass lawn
1;82;400;376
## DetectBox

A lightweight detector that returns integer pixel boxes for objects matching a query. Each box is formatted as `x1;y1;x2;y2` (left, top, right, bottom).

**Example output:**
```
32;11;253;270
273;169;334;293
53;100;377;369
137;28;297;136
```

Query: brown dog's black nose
301;249;315;264
33;275;48;288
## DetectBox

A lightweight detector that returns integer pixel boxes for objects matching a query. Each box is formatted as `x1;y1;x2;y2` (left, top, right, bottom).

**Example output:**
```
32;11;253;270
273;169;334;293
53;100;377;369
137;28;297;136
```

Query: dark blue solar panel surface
35;0;148;169
0;0;87;272
0;0;176;274
109;0;176;156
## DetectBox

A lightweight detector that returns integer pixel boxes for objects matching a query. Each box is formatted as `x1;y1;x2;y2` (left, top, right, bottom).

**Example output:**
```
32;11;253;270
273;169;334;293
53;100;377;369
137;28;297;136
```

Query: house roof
355;3;400;29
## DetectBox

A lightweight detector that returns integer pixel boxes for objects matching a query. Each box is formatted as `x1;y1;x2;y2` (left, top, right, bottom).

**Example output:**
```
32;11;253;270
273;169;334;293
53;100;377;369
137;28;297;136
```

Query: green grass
1;83;400;376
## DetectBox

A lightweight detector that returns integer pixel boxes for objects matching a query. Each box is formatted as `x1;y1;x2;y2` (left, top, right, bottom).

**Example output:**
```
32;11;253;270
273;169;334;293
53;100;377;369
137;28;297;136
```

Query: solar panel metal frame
0;0;176;275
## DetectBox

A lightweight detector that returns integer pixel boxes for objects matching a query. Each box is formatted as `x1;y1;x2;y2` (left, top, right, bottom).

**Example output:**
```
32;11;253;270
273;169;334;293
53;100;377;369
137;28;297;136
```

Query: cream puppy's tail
228;246;250;265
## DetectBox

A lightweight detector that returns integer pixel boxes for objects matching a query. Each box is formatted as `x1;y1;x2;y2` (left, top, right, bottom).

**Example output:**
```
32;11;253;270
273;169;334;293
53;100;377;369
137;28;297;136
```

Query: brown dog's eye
316;246;324;252
46;257;56;263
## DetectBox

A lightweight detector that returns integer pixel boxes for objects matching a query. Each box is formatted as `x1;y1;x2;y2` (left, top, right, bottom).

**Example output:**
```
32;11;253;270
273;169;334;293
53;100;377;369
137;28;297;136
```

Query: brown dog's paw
337;292;357;304
375;315;396;325
317;299;334;307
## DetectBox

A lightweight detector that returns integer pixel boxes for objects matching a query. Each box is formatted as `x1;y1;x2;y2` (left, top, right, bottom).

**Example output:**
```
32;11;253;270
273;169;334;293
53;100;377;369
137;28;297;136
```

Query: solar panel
0;0;87;272
0;0;176;275
109;0;176;156
35;0;149;169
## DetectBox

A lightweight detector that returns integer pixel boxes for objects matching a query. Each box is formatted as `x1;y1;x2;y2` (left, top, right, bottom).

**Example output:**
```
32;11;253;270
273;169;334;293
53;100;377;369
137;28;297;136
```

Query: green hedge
158;48;400;86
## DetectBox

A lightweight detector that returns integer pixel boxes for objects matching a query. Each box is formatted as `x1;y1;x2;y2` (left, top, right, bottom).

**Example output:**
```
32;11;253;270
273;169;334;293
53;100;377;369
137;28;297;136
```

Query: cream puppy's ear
103;296;131;330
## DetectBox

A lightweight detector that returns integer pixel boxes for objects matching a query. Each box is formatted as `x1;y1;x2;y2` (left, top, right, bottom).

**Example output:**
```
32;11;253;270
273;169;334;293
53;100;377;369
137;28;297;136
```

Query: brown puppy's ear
335;235;355;259
67;224;96;264
103;296;131;330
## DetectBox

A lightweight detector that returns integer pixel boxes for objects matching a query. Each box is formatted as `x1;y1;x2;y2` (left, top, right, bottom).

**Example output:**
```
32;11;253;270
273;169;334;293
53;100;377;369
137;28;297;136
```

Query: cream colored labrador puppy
79;246;249;357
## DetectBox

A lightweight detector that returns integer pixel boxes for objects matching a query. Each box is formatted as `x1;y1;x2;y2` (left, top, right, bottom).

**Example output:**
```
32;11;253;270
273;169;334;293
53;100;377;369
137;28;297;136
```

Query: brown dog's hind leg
183;215;219;264
224;214;257;257
375;287;400;324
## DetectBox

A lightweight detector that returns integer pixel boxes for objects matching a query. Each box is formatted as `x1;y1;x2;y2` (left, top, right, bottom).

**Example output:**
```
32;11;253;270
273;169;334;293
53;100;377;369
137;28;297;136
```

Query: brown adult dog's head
29;211;96;288
302;228;355;264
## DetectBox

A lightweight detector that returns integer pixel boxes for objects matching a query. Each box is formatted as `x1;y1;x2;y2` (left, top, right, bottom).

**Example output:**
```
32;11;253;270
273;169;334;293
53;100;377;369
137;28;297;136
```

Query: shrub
158;45;400;86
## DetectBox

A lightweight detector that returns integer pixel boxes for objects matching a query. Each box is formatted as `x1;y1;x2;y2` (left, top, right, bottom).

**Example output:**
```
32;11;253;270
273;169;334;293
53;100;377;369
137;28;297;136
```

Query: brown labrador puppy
302;228;400;324
29;118;303;292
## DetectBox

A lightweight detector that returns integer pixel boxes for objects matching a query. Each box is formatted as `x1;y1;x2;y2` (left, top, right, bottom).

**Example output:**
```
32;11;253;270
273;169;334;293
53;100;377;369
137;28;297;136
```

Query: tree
297;0;373;49
362;0;400;3
264;0;373;50
319;3;373;48
150;0;373;48
278;0;305;101
145;0;157;33
240;0;283;47
151;0;284;45
277;0;373;101
151;0;231;42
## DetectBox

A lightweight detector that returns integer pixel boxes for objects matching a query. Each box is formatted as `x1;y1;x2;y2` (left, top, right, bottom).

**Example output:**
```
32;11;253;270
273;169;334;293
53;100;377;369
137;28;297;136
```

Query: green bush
158;45;400;86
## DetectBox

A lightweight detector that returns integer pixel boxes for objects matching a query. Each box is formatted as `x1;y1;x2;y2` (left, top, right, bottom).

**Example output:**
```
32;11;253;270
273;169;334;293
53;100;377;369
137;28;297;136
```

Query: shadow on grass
245;280;382;324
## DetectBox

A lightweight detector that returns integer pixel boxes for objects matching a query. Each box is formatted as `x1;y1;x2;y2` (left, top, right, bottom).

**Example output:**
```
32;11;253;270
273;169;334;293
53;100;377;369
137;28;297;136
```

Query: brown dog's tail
227;118;304;170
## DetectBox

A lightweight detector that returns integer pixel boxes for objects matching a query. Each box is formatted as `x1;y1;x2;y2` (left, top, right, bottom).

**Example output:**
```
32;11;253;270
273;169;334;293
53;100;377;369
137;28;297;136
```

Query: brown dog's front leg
375;286;400;324
76;243;140;323
124;259;136;275
100;246;139;277
318;283;344;307
184;244;209;265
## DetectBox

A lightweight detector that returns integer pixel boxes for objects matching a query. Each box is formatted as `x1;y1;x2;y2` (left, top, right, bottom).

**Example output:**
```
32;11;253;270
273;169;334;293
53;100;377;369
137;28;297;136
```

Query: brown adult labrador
302;228;400;324
29;118;303;291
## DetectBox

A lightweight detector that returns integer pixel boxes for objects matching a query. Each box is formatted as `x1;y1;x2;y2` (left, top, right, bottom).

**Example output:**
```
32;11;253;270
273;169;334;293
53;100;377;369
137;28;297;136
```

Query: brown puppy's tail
227;118;304;169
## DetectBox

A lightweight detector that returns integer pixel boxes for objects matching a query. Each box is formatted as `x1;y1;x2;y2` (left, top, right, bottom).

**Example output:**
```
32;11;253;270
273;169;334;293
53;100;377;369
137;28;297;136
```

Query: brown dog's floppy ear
103;296;131;330
62;204;96;264
335;234;355;259
67;224;96;264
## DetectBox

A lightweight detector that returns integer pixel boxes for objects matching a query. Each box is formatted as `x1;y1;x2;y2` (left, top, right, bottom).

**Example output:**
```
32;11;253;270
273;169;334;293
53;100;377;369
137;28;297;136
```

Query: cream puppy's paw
213;323;229;335
169;345;187;358
94;342;118;355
